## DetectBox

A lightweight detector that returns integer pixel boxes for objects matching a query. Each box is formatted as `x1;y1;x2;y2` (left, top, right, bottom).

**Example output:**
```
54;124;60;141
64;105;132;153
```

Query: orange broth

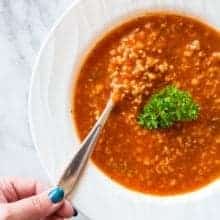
73;13;220;195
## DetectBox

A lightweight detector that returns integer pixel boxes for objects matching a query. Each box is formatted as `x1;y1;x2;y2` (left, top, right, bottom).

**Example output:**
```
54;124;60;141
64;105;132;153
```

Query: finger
0;177;47;202
3;187;65;220
55;200;74;217
0;191;7;202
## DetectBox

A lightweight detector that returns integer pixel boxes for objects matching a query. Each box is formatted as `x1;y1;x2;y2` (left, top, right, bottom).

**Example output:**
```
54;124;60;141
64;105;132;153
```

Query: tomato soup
73;13;220;195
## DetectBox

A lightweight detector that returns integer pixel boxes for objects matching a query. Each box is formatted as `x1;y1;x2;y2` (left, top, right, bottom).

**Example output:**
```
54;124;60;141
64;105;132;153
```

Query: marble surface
0;0;83;219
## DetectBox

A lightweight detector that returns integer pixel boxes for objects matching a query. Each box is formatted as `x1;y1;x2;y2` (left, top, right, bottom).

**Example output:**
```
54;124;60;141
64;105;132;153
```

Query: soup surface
73;13;220;195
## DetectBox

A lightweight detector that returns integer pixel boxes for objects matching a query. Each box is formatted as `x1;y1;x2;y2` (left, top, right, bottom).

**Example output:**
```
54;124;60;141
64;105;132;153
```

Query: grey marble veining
0;0;83;219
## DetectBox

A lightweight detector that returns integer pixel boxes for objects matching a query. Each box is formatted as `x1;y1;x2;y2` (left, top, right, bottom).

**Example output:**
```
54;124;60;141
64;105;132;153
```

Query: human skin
0;177;75;220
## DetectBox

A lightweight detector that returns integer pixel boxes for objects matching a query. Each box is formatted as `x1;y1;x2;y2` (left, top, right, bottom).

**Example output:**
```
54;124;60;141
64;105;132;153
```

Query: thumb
3;187;65;220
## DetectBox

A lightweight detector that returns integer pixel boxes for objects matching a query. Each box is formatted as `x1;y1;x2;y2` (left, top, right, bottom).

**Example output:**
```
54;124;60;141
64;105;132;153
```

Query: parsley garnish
138;85;199;129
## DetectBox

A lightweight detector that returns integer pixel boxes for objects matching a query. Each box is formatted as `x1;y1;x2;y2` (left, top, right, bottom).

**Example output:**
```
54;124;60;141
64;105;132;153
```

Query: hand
0;177;77;220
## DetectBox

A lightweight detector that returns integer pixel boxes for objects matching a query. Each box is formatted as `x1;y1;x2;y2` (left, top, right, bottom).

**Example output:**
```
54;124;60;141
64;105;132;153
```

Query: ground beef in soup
73;13;220;195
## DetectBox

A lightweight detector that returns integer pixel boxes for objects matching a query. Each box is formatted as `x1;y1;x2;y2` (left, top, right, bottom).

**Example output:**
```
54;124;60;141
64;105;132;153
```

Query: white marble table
0;0;84;219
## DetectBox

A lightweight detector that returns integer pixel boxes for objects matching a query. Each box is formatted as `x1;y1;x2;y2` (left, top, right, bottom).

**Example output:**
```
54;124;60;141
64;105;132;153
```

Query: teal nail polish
48;187;64;203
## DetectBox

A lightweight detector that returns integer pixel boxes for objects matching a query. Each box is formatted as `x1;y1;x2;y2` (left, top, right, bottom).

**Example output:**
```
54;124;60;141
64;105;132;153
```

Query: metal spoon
57;97;115;199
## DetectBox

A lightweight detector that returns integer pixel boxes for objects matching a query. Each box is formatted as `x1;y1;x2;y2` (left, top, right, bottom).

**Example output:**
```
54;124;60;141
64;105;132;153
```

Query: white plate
29;0;220;219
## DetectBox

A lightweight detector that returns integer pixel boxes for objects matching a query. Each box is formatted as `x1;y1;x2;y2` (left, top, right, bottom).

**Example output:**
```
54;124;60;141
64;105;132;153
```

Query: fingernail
48;187;64;203
73;207;78;217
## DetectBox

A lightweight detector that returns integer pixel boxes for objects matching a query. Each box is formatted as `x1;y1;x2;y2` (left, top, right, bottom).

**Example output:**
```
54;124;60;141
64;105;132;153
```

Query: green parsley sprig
138;85;200;129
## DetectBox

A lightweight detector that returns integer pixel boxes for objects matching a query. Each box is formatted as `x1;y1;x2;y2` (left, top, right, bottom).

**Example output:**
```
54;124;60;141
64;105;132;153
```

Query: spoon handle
58;98;114;199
